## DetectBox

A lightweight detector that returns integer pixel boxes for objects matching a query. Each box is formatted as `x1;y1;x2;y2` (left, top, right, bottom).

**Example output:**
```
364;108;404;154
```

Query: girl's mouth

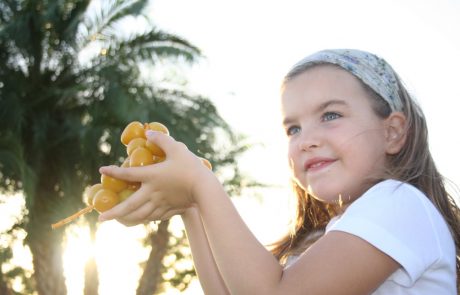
304;158;336;172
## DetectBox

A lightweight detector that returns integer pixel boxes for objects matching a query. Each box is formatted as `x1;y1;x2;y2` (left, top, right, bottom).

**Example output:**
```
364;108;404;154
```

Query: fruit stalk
51;205;94;229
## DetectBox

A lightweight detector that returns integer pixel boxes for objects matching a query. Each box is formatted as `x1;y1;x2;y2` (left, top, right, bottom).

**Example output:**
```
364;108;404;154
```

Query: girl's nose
298;129;320;151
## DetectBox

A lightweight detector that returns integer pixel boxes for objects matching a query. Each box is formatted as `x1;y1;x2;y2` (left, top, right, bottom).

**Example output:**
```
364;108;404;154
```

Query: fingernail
145;130;155;138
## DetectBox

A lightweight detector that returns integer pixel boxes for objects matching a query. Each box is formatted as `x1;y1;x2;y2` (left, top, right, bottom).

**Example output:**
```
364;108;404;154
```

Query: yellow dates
51;121;212;229
145;122;169;135
93;189;120;213
84;183;103;206
121;121;145;146
101;174;128;193
129;147;155;167
126;138;147;156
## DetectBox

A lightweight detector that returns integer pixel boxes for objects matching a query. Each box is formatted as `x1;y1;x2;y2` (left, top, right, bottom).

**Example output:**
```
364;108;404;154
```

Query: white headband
289;49;403;112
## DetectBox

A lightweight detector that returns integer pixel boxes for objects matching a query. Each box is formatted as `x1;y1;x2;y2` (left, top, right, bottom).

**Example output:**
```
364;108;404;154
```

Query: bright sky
150;0;460;182
149;0;460;240
3;0;460;294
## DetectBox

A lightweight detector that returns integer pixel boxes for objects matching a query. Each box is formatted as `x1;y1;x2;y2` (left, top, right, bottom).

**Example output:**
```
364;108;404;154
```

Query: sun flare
63;220;149;295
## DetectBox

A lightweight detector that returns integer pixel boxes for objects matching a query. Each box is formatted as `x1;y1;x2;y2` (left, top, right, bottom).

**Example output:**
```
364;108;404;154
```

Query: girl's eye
286;126;300;136
322;112;341;122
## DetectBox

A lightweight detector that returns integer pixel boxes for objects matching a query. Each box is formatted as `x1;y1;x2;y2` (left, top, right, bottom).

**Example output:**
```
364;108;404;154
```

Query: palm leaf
78;0;148;47
120;29;202;62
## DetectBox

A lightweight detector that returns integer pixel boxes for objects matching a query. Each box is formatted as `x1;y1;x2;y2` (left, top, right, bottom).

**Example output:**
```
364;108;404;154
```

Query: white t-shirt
325;179;457;294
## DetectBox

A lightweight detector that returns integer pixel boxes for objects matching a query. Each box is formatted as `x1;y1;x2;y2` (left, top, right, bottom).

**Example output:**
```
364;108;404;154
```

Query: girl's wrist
181;205;202;228
192;169;225;210
190;165;218;201
182;205;199;218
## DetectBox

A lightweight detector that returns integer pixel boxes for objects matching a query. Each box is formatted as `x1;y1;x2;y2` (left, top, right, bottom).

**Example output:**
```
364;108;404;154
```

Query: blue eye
322;112;341;121
286;126;300;136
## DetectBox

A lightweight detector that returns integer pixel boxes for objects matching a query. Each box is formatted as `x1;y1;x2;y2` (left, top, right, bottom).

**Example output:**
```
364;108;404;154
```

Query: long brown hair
271;64;460;288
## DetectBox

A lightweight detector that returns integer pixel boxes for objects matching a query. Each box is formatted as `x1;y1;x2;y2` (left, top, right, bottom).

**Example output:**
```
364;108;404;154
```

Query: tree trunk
26;189;67;295
0;270;13;295
136;221;170;295
84;257;99;295
84;220;99;295
27;225;67;295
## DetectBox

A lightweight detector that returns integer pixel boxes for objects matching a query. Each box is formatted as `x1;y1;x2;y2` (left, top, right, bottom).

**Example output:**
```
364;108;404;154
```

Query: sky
2;0;460;294
149;0;460;185
148;0;460;237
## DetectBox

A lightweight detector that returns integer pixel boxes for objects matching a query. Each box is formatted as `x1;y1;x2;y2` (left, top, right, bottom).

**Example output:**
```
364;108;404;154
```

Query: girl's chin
306;185;348;205
295;178;350;204
310;194;343;205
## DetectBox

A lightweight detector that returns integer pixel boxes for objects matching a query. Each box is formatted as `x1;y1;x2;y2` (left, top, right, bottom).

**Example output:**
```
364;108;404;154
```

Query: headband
290;49;403;112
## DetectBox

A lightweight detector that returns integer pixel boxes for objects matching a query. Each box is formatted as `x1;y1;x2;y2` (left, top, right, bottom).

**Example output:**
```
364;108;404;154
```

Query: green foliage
0;0;245;221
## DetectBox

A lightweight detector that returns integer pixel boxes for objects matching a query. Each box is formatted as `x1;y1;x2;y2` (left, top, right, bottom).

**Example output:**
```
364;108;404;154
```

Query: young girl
99;49;460;294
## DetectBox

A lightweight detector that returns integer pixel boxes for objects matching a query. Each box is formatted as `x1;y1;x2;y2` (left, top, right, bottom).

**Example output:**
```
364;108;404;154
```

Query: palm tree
0;0;247;294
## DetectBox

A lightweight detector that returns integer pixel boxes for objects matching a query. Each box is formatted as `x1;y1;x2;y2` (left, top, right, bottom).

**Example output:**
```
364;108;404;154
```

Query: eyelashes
321;111;342;122
285;126;300;136
284;111;342;136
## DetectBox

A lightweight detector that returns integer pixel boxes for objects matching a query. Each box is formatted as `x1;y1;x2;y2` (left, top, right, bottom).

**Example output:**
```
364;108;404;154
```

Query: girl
99;49;460;294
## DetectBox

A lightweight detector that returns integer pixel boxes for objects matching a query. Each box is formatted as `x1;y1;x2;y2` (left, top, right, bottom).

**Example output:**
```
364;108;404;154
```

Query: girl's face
281;65;388;206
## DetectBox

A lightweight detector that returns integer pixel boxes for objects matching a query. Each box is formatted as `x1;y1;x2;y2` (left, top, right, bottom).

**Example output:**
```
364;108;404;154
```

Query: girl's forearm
194;174;284;295
182;207;230;295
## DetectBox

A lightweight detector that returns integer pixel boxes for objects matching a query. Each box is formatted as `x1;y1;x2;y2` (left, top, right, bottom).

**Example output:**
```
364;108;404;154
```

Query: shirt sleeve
326;180;443;286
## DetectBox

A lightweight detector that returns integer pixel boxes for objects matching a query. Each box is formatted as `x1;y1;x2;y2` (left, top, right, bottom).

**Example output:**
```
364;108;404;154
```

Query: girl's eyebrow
316;99;348;112
282;99;348;126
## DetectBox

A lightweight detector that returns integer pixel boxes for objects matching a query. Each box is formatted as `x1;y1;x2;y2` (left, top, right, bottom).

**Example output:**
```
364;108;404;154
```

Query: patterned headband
289;49;403;112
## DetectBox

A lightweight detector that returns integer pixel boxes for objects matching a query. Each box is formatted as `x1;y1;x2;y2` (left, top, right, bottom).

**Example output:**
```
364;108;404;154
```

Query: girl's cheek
287;145;296;168
287;154;301;180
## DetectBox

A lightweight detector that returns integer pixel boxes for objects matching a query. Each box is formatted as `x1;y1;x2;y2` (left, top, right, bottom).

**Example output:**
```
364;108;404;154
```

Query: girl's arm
181;206;230;294
191;173;399;295
99;131;399;295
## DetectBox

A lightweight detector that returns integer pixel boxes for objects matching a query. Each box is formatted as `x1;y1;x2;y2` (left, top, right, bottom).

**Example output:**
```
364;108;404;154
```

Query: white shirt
325;179;457;294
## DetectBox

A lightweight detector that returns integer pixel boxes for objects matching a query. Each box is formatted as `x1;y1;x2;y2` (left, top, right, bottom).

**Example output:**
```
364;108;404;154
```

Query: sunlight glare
63;220;149;295
95;221;149;295
63;222;92;295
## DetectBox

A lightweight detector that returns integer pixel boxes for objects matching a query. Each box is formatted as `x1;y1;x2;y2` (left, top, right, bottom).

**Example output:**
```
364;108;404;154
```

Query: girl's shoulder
327;179;457;292
363;178;423;197
353;179;436;212
337;179;452;244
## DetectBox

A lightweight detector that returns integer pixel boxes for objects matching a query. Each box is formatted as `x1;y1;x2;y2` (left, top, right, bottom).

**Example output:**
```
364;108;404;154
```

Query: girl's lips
304;158;336;172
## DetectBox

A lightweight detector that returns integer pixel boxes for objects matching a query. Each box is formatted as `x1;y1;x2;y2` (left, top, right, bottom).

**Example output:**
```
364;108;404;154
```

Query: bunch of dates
51;122;211;229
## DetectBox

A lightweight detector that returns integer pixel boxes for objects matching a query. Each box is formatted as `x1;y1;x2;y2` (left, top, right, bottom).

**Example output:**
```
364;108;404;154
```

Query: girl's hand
98;130;212;226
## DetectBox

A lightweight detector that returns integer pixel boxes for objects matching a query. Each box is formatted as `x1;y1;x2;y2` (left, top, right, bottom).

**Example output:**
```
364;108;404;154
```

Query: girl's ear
384;112;407;155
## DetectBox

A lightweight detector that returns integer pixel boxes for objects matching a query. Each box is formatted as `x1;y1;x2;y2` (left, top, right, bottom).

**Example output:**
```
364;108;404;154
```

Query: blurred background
1;0;459;294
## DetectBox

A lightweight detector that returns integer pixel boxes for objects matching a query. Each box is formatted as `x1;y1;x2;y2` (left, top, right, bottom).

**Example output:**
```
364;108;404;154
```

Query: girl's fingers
99;165;151;182
146;130;185;154
156;209;186;221
98;189;148;221
115;207;183;226
114;201;157;224
145;206;171;221
115;219;140;227
146;206;185;221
